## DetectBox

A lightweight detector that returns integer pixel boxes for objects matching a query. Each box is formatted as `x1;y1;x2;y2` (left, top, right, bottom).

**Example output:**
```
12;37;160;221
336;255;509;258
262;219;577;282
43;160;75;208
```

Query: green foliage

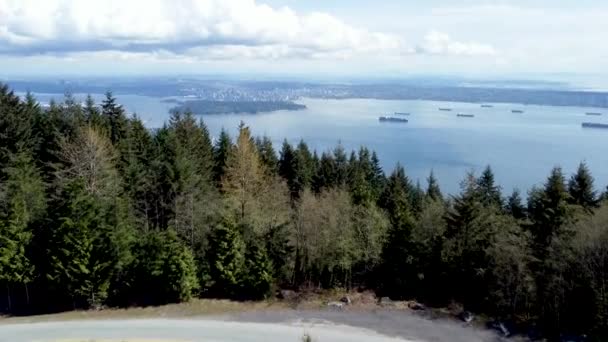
426;170;442;202
256;135;279;174
2;84;608;338
477;165;503;208
568;162;598;211
205;219;245;297
213;128;233;184
122;229;199;305
101;91;127;145
506;189;527;220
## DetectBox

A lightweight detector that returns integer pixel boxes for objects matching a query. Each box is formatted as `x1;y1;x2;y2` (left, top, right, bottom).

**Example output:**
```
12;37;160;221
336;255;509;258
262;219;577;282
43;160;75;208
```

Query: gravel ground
218;309;503;342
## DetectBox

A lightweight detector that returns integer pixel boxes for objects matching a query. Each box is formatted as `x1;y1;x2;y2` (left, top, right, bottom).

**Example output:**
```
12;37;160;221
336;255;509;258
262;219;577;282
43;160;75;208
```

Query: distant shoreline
172;100;307;115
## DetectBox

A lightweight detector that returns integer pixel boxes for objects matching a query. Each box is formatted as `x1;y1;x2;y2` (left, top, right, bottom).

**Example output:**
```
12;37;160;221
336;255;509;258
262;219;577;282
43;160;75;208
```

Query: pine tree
378;164;411;227
568;162;597;211
477;165;503;208
213;128;233;185
426;170;443;201
168;111;216;246
205;220;245;297
0;85;37;175
506;188;526;219
528;167;572;251
333;144;349;187
312;151;336;193
443;172;497;307
409;180;426;216
101;91;127;145
0;153;46;309
84;94;104;129
278;140;298;197
256;136;279;175
241;241;274;299
121;115;154;230
378;164;416;297
121;229;199;305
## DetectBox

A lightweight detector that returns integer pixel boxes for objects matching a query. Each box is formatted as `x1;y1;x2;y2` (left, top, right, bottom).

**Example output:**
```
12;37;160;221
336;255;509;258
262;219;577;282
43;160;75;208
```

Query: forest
1;83;608;339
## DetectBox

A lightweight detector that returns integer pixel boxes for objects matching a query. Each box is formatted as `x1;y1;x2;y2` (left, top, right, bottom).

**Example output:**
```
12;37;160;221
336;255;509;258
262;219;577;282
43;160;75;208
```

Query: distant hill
172;100;306;115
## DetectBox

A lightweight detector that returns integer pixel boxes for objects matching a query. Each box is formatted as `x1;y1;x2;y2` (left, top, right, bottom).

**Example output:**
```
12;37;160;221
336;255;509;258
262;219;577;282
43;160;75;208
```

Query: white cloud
0;0;496;61
417;31;496;56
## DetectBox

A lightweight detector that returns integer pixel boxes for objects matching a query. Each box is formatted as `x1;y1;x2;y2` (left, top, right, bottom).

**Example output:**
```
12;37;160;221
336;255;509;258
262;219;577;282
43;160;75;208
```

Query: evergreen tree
426;170;443;201
0;153;46;309
378;164;416;296
121;116;154;230
84;94;104;129
443;172;497;307
312;151;336;193
528;167;572;251
278;140;296;192
568;162;598;211
409;180;426;216
101;91;127;145
506;188;527;219
333;144;349;187
121;230;199;305
167;111;216;246
477;165;503;207
256;136;279;175
0;85;37;175
241;241;274;299
370;152;385;190
205;220;245;297
213;128;233;185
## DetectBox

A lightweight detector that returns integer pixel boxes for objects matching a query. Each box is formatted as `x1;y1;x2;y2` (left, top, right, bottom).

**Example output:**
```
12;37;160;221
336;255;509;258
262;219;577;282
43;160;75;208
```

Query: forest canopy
0;83;608;339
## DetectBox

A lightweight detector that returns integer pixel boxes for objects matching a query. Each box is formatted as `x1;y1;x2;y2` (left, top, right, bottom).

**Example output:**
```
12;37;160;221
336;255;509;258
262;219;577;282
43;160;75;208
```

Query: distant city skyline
1;0;607;85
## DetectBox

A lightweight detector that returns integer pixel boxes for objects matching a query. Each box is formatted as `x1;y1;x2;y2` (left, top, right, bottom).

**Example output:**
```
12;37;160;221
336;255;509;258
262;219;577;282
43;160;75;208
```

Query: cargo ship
480;104;494;108
512;109;524;113
457;114;475;118
586;112;603;116
582;122;608;129
379;116;408;123
438;108;452;111
394;112;410;116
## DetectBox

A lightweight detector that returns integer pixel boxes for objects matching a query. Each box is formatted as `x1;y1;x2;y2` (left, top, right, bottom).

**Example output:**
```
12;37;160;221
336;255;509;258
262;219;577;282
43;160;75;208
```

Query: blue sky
1;0;606;83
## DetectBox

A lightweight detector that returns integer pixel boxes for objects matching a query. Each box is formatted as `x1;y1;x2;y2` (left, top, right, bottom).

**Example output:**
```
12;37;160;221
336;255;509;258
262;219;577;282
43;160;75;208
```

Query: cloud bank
0;0;496;60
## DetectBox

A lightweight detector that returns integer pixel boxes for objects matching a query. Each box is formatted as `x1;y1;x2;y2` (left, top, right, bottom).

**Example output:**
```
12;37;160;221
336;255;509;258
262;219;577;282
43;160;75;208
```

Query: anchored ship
480;104;494;108
379;116;408;123
512;109;524;113
457;114;475;118
582;122;608;129
394;112;410;116
438;108;452;112
586;112;603;116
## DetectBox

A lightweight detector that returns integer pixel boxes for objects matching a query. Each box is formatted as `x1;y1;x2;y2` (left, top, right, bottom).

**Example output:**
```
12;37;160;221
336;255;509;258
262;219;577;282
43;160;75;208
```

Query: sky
0;0;607;82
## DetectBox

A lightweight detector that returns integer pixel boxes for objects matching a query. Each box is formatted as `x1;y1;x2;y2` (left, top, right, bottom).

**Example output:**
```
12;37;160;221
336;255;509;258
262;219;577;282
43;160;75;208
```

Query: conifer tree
378;164;416;296
213;128;233;185
256;136;279;175
426;170;443;201
477;165;503;207
0;153;46;309
568;162;597;211
168;111;216;246
101;91;127;145
506;188;527;219
205;220;245;297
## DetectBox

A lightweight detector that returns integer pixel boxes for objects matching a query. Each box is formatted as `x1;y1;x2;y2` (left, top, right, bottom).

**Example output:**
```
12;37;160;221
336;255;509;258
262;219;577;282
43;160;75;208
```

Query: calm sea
24;93;608;195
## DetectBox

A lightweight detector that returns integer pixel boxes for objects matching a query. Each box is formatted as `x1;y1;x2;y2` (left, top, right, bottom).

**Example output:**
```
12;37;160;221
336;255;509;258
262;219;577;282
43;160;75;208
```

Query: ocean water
24;93;608;195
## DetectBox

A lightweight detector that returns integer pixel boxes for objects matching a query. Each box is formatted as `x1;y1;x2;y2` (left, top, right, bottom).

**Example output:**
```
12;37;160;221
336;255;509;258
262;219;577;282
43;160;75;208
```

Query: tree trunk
6;284;11;312
25;283;30;306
